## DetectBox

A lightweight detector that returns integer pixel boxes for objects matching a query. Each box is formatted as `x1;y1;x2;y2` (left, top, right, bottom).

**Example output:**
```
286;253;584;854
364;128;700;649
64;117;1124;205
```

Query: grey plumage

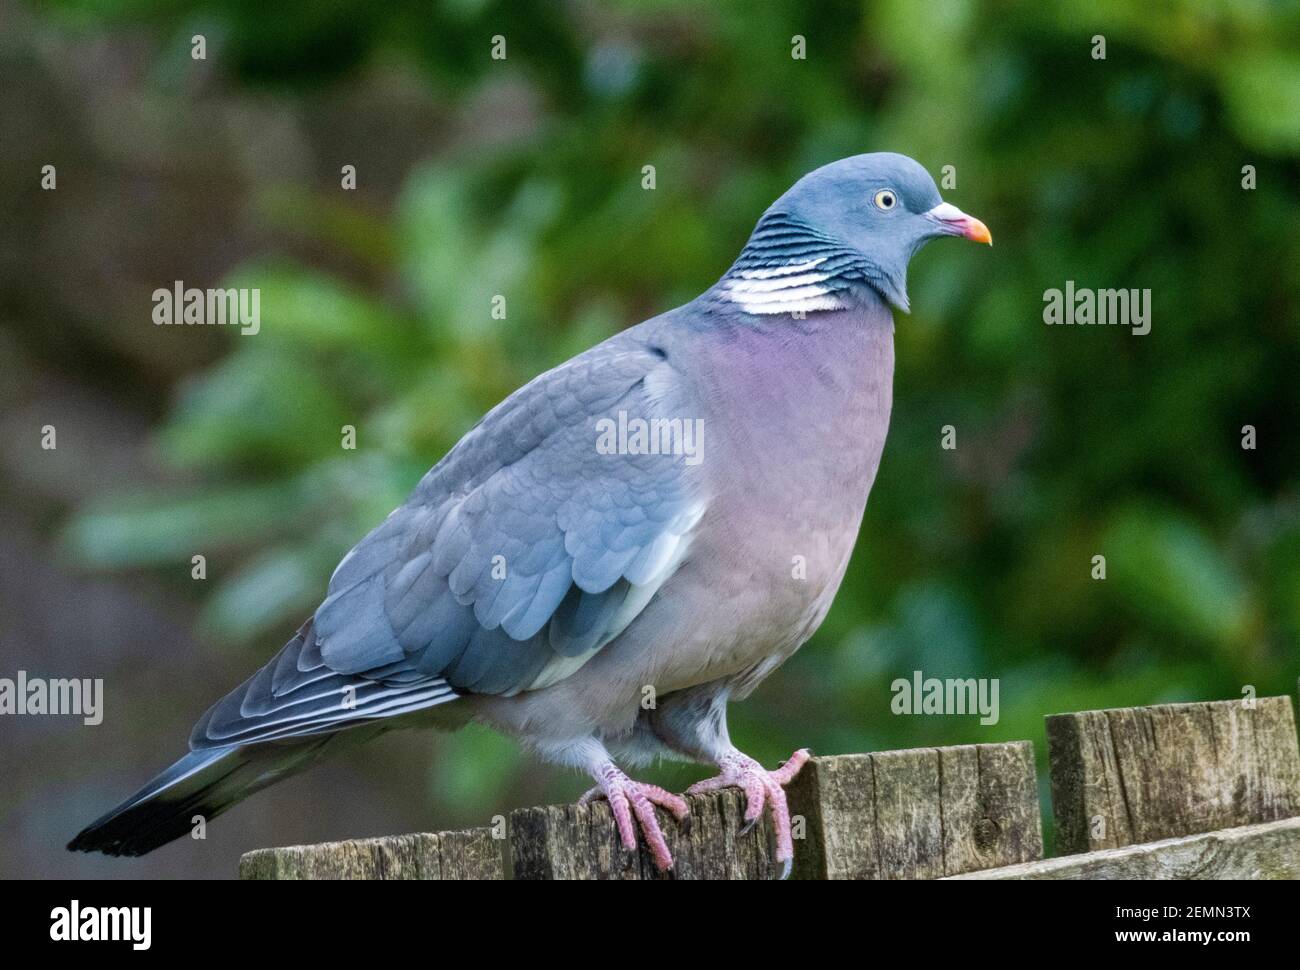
70;153;989;860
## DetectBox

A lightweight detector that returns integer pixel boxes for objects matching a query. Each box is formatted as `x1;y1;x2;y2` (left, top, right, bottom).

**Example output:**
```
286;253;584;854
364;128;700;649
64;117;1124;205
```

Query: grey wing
191;329;707;749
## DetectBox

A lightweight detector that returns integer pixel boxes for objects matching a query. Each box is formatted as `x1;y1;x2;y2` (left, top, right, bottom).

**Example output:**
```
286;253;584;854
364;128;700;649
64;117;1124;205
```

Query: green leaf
64;481;308;568
160;346;349;469
1220;52;1300;153
1103;506;1251;648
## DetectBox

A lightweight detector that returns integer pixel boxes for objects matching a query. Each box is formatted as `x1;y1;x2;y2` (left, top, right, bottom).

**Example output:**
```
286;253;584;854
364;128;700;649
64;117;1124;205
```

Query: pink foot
687;748;810;876
580;763;690;871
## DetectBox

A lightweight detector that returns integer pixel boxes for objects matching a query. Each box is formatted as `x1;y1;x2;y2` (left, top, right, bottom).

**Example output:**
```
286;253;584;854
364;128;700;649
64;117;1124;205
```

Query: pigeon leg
686;747;811;873
578;761;690;871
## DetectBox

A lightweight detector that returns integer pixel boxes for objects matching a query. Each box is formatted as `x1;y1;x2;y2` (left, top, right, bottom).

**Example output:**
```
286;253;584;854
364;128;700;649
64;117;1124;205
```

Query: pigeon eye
873;189;898;210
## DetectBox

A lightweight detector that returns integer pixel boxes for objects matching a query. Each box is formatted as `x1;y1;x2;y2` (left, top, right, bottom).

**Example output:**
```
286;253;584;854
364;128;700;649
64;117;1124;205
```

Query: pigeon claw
580;767;690;872
686;748;811;870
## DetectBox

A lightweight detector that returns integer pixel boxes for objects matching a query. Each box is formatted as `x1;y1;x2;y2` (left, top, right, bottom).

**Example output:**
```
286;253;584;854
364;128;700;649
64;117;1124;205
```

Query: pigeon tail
67;739;334;857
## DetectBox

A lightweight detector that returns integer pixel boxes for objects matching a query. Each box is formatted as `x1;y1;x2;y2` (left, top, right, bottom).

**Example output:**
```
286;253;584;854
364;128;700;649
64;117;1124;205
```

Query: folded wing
192;330;706;749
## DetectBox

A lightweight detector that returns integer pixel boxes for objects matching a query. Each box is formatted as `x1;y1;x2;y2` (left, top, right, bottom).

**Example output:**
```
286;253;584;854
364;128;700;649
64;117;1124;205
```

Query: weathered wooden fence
239;692;1300;880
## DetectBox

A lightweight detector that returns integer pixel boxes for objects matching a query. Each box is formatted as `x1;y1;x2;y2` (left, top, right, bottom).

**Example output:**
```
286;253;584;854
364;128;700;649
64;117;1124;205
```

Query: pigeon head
723;152;991;314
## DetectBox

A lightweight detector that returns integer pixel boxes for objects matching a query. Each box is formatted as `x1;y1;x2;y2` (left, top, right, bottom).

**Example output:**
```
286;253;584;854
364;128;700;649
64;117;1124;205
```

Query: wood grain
786;743;1043;879
949;816;1300;880
239;828;504;880
1047;696;1300;854
510;787;777;880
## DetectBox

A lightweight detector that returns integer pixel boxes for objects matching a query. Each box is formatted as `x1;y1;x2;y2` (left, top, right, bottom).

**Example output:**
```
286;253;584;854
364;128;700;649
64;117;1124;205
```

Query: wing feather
191;323;706;749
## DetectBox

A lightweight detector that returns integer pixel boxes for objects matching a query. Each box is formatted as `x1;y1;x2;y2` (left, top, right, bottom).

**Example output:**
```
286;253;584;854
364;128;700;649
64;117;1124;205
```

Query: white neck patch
722;257;846;315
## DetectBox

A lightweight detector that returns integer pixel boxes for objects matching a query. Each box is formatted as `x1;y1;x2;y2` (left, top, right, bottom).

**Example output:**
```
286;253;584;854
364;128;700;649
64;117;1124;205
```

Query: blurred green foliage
54;0;1300;830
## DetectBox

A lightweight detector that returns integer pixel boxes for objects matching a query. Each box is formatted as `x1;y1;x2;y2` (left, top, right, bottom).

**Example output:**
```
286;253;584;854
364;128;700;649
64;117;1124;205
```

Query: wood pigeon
69;152;991;875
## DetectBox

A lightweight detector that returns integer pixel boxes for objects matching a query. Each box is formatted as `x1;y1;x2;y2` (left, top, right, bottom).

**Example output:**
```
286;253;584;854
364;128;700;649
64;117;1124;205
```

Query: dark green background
2;0;1298;878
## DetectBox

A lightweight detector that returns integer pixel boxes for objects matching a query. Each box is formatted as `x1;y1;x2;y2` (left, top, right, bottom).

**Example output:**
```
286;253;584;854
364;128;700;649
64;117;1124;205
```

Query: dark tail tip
68;747;248;857
69;737;337;857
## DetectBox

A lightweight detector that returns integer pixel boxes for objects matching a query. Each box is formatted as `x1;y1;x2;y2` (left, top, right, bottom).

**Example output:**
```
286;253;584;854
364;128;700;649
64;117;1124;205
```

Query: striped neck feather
719;214;871;316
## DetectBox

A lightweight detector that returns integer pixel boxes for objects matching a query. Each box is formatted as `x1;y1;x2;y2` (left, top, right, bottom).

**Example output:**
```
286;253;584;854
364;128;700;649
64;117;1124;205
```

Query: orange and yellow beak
925;202;992;245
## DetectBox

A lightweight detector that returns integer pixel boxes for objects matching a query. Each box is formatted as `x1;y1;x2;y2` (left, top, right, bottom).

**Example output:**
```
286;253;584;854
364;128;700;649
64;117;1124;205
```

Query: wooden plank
239;828;504;880
785;751;875;879
510;744;1039;880
787;742;1042;879
1047;696;1300;855
948;816;1300;880
510;788;776;880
